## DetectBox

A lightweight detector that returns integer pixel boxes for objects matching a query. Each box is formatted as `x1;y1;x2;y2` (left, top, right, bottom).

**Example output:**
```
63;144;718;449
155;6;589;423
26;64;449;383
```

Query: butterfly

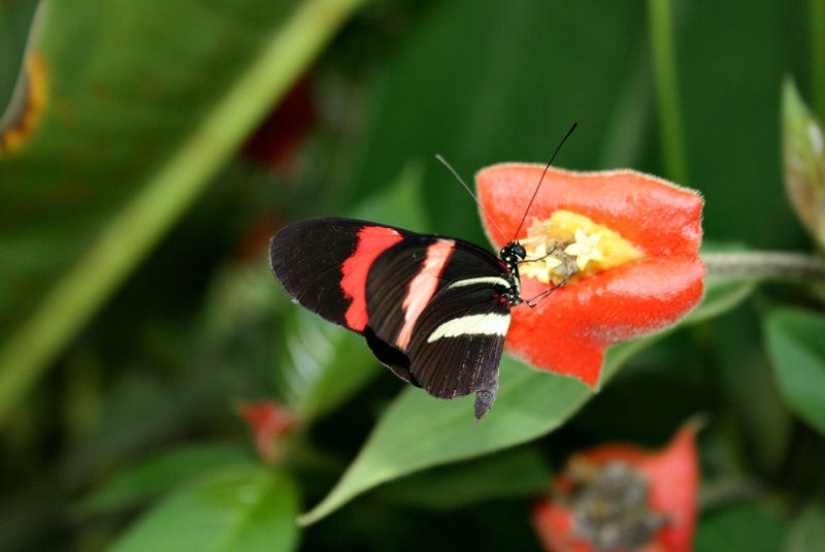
269;124;576;420
270;218;526;420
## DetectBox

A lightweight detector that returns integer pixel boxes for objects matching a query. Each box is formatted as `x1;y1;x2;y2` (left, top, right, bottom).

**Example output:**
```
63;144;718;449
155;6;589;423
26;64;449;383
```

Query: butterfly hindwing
409;282;511;389
364;235;514;418
407;288;510;419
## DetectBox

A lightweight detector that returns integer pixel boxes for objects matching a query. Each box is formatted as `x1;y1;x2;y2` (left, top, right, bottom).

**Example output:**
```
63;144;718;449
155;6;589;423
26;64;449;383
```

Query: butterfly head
500;241;526;268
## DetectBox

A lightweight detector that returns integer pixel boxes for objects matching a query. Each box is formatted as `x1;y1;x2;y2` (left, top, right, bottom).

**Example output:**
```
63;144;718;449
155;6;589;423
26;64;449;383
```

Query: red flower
532;423;699;552
476;165;704;385
238;401;299;464
244;76;316;171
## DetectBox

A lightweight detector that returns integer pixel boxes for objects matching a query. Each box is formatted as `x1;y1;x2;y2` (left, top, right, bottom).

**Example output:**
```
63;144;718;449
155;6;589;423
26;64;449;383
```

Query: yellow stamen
520;210;645;285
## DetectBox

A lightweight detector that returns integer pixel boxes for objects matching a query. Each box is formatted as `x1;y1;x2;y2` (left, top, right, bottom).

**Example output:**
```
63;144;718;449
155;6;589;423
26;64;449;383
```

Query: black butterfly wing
269;218;416;332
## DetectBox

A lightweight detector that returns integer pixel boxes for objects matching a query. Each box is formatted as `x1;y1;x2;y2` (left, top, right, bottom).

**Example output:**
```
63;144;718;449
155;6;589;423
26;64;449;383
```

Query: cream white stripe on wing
445;276;511;290
427;313;511;342
396;239;455;350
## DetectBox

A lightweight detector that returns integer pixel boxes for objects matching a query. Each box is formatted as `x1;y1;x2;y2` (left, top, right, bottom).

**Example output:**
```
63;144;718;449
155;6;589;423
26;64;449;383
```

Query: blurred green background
1;0;823;550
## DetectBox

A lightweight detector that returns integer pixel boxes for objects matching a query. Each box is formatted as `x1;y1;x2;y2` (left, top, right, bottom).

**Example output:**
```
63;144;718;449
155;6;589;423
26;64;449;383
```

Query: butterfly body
270;217;525;420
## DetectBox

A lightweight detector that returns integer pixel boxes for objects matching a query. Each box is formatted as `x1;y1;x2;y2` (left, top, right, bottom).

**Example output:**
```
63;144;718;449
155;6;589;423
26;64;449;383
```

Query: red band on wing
341;226;404;331
396;239;455;350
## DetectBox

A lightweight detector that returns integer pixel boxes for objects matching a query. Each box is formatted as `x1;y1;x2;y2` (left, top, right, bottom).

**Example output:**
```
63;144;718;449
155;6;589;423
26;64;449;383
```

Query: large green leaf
296;260;755;524
374;446;549;511
80;444;253;515
0;0;366;424
298;354;590;525
110;464;299;552
764;308;825;437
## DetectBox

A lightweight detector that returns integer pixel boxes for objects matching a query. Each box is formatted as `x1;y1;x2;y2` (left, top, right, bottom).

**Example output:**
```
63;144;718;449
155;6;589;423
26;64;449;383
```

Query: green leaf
765;308;825;438
349;161;432;232
713;303;793;473
296;262;747;524
375;446;549;511
0;0;39;109
696;502;786;552
276;307;380;422
79;444;253;515
298;355;588;525
298;341;659;525
785;501;825;552
110;464;299;552
781;78;825;249
0;0;367;425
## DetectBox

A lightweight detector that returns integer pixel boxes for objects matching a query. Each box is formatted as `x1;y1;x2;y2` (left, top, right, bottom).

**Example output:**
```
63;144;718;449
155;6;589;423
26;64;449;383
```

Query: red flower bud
238;400;299;464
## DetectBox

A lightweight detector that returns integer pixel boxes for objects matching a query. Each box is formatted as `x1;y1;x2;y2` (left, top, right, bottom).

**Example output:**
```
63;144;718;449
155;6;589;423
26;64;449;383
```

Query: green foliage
80;444;254;515
696;503;786;552
765;309;825;438
2;0;825;550
110;465;299;552
785;501;825;552
374;446;549;511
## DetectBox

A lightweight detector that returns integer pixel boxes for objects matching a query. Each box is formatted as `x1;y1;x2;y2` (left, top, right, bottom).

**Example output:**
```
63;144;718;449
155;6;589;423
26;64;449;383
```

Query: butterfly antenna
435;154;508;245
512;122;578;240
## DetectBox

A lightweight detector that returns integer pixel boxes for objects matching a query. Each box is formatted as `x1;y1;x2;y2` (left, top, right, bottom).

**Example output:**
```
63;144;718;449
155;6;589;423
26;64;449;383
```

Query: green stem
812;0;825;120
646;0;689;184
0;0;366;426
702;251;825;282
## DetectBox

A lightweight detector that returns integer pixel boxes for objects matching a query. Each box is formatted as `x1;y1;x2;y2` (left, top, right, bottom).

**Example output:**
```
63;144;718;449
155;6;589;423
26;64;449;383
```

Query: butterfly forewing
270;218;415;330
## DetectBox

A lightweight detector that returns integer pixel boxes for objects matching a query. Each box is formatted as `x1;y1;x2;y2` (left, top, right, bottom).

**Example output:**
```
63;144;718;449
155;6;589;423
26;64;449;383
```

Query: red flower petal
532;500;590;552
532;423;700;552
476;164;705;385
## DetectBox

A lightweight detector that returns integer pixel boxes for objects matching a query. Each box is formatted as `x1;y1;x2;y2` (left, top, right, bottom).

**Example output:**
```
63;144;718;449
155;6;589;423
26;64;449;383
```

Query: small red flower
238;400;299;464
244;77;316;171
532;423;699;552
476;165;705;385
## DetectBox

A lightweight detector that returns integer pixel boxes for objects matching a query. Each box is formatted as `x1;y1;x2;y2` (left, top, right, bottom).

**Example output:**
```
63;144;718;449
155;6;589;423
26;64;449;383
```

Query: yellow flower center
519;210;645;285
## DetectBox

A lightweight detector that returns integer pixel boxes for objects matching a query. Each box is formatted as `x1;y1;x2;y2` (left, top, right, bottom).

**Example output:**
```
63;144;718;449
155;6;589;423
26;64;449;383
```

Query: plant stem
646;0;689;185
702;251;825;282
